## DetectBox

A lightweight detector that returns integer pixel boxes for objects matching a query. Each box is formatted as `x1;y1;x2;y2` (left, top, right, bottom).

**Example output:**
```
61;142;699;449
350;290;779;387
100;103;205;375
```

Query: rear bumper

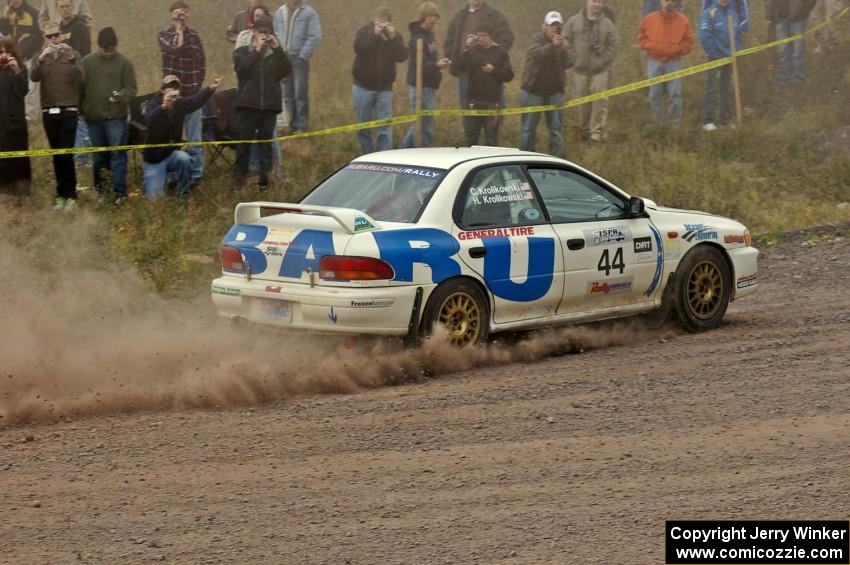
729;246;759;300
211;277;420;336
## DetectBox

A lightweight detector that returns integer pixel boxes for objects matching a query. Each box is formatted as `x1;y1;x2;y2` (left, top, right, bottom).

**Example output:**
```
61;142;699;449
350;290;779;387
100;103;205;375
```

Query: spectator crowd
0;0;840;206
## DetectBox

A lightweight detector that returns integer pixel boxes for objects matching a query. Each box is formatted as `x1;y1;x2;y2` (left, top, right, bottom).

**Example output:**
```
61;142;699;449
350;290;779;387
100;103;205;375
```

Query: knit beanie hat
97;27;118;49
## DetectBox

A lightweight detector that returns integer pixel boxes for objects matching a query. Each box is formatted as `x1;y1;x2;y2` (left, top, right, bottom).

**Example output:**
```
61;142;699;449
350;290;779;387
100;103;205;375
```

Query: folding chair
203;88;238;168
127;92;158;182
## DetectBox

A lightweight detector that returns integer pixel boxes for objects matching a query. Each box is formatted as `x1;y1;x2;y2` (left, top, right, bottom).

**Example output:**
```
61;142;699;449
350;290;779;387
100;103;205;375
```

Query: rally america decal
588;278;633;296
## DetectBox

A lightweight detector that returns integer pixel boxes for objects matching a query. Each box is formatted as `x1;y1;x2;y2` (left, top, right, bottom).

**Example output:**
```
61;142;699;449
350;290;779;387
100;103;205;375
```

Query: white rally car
212;147;758;346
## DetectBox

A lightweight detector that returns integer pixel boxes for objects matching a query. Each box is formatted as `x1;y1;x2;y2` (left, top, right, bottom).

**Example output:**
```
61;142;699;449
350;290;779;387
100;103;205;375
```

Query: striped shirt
158;25;206;96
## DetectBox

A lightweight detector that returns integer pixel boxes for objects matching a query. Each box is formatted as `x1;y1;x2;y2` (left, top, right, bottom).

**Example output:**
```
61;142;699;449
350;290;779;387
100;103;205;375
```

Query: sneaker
63;199;78;212
703;123;718;132
53;197;67;210
113;196;127;206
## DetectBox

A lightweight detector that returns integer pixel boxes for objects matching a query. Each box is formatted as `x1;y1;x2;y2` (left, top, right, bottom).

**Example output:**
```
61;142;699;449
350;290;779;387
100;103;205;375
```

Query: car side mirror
628;197;646;218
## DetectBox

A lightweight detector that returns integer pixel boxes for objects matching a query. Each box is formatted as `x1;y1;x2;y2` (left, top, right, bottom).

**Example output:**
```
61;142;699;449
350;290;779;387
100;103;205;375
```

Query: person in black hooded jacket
456;23;513;146
232;15;291;188
444;0;513;108
401;2;450;148
351;6;407;154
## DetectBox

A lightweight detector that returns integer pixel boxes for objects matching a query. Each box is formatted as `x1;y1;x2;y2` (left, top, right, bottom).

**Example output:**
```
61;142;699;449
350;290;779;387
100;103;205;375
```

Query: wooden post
416;38;424;147
727;14;743;126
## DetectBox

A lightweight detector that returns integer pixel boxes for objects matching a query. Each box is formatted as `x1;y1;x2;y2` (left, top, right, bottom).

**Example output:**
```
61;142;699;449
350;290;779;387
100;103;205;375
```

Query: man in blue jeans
273;0;322;134
142;75;222;199
639;0;695;125
352;6;407;154
700;0;740;130
159;0;207;189
519;11;574;158
81;27;137;205
766;0;817;86
402;2;450;148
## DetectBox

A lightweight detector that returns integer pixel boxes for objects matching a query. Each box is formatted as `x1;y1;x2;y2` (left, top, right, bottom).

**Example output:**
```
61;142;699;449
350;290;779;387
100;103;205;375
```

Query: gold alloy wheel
437;291;482;347
686;260;724;320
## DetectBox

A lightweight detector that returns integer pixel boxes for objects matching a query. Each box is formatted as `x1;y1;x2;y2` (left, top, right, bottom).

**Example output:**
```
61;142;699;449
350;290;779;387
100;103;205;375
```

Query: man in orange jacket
638;0;695;124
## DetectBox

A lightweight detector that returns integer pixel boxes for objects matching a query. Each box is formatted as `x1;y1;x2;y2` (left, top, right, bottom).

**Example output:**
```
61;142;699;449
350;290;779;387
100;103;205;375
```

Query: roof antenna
454;142;460;150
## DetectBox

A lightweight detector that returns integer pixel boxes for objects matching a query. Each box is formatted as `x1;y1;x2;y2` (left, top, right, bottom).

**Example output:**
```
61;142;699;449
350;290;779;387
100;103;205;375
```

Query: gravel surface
2;225;849;564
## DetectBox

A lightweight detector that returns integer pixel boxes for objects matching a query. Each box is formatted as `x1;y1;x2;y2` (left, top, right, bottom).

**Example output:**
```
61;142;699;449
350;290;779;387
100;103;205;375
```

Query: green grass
7;0;850;294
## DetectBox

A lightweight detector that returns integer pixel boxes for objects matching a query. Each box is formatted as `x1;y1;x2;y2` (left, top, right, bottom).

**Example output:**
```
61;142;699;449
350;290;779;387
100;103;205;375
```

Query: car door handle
567;239;585;251
469;246;487;259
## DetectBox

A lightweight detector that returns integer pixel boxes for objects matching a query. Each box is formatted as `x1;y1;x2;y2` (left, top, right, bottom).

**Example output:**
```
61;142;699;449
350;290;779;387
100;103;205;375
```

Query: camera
175;10;188;21
165;91;180;101
0;55;9;67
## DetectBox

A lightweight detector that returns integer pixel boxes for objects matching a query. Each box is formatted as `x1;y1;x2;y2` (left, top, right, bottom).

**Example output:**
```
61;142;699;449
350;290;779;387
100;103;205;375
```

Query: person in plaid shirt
158;0;206;189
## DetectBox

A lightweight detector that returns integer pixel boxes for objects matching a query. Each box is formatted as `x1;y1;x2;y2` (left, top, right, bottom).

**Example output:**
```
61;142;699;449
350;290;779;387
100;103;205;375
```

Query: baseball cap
544;11;563;25
161;75;182;88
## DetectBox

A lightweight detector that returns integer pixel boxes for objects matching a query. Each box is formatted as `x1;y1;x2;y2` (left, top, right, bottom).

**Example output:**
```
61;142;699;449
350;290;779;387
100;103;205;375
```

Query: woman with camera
0;36;32;198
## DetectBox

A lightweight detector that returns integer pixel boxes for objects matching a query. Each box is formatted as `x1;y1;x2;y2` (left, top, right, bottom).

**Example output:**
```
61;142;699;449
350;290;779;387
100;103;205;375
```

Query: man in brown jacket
563;0;618;142
31;21;83;210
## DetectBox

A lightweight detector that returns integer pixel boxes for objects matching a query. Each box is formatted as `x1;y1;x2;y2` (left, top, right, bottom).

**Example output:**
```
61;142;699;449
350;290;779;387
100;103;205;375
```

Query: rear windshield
300;163;447;224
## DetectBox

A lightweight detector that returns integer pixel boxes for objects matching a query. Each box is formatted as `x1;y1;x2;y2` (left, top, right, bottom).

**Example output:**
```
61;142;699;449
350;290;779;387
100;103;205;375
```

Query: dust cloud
0;207;653;426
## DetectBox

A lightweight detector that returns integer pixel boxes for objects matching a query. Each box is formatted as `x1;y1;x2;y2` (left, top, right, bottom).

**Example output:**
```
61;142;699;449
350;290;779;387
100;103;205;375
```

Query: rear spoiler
234;202;380;235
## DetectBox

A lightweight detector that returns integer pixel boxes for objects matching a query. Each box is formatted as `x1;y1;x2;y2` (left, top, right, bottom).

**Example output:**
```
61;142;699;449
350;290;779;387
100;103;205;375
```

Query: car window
528;168;626;223
300;163;445;223
460;165;546;228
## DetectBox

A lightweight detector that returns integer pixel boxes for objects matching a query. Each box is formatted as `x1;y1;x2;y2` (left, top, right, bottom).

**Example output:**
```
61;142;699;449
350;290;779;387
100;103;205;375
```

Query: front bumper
211;277;421;336
728;246;759;300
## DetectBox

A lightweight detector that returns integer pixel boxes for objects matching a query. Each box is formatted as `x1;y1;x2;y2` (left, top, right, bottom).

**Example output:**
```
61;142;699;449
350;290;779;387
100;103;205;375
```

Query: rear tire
420;279;490;347
674;245;731;332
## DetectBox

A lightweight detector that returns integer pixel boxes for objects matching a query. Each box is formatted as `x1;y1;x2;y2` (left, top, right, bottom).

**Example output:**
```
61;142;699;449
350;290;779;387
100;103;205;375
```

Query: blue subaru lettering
373;228;461;283
280;229;336;278
223;224;269;275
482;237;555;302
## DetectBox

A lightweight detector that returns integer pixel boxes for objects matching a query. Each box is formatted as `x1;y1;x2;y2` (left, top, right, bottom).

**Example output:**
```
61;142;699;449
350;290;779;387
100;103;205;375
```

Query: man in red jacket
638;0;695;124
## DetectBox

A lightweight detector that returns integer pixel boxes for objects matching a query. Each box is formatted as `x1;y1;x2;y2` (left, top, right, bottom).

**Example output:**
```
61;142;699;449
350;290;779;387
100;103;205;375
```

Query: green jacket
81;51;137;121
563;10;619;76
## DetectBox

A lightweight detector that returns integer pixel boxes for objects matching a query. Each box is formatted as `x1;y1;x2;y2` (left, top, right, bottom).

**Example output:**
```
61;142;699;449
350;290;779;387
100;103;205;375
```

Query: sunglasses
46;33;61;39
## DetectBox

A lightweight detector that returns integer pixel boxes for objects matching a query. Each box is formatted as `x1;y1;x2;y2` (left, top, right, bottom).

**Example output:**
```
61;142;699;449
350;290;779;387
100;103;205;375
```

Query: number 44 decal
598;247;625;277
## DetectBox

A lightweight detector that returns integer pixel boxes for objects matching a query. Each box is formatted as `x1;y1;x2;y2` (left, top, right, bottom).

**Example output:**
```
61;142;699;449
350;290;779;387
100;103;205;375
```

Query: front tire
421;279;490;347
674;245;732;332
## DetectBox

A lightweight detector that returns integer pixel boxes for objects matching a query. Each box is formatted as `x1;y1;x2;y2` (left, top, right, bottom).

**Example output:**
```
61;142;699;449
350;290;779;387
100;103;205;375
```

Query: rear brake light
319;256;394;281
220;246;245;273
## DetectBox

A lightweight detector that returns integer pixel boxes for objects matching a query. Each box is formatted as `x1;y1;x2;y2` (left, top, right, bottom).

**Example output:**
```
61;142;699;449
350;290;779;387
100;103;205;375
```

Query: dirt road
2;225;849;564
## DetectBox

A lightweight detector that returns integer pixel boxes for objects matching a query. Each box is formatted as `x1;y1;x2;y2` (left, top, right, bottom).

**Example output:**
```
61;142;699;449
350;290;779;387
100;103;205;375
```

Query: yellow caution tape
1;7;845;160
